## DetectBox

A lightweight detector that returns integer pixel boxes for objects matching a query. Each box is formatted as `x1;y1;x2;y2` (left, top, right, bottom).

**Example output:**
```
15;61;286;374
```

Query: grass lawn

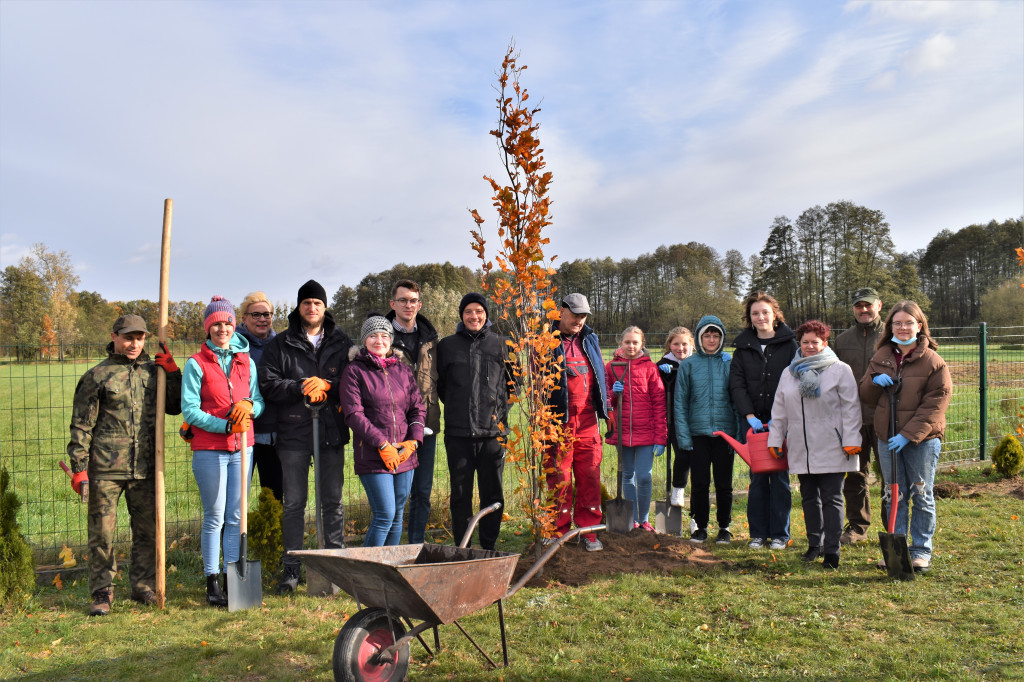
3;466;1021;681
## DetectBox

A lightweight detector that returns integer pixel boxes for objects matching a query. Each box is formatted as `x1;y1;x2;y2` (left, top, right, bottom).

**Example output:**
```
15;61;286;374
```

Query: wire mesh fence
2;325;1021;564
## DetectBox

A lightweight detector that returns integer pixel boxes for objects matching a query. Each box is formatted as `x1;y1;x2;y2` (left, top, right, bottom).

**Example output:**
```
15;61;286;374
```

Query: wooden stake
155;199;172;609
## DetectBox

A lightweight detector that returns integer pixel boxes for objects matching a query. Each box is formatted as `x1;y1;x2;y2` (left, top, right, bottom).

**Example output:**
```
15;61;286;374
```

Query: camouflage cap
852;288;879;304
112;314;148;335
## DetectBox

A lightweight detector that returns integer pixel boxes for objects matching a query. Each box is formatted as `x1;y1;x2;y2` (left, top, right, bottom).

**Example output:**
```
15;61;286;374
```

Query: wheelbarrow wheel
333;607;409;682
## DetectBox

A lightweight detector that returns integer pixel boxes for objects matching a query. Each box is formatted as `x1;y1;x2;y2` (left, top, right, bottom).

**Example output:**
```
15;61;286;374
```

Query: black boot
206;574;227;607
822;553;840;569
221;573;228;600
801;546;823;562
275;565;300;595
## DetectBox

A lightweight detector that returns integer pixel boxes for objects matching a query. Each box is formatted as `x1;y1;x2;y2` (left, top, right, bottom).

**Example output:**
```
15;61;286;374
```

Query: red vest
189;344;253;452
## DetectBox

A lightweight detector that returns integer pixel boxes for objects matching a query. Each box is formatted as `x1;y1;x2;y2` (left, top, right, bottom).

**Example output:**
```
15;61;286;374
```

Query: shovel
227;431;263;610
654;441;683;536
305;397;338;596
878;379;914;581
604;361;634;535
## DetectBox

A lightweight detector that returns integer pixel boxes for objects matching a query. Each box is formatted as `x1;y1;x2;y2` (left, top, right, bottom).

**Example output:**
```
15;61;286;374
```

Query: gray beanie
361;314;393;344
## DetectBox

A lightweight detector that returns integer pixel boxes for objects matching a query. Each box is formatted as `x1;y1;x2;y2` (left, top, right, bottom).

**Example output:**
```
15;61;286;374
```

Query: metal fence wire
2;326;1022;564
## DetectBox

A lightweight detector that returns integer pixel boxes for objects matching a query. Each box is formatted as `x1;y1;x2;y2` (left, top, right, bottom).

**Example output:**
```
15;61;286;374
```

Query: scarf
362;348;400;371
788;346;839;398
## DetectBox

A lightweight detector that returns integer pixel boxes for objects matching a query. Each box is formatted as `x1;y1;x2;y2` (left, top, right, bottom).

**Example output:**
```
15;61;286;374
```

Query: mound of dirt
935;476;1023;499
512;529;720;588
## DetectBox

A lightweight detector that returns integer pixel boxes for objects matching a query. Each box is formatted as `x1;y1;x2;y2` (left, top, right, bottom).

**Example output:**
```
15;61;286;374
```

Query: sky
1;0;1021;307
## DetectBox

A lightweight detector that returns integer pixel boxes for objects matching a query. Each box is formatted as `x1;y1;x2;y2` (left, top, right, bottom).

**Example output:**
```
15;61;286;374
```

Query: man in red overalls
544;294;609;551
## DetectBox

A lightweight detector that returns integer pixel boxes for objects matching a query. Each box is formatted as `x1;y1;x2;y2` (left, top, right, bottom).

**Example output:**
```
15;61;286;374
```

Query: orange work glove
843;446;862;457
154;342;179;373
228;416;252;434
227;399;254;423
71;470;89;497
768;446;784;460
302;377;330;403
379;443;400;471
396;440;418;464
179;422;194;442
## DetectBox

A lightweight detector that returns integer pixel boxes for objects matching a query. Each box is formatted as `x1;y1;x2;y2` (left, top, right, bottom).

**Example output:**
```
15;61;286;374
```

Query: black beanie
297;279;327;306
459;292;488;319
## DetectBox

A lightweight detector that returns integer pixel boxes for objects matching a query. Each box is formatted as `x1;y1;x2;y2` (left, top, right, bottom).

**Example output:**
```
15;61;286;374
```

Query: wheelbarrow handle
503;524;607;599
458;502;503;548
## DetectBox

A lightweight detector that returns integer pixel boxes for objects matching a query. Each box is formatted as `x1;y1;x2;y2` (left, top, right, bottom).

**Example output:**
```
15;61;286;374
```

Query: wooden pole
155;199;172;609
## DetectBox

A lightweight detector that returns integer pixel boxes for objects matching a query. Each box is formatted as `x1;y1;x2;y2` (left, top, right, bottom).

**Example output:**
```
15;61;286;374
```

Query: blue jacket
674;315;740;450
548;323;609;422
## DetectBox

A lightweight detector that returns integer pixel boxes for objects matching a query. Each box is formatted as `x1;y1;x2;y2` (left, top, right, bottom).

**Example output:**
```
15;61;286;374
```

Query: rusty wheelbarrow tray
291;503;605;681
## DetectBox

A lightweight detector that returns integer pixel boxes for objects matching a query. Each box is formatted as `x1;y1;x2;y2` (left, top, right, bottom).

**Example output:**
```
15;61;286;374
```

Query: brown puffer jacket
859;343;952;444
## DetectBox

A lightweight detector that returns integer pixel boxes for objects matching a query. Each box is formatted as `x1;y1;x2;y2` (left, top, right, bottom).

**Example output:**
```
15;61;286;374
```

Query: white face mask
891;334;916;346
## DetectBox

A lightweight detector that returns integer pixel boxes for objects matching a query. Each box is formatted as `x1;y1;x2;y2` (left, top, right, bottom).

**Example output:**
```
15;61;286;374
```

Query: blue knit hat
203;296;236;334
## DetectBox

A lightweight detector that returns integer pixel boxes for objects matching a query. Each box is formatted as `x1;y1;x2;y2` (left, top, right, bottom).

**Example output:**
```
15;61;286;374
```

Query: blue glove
653;445;665;457
721;351;731;362
612;380;624;394
888;434;910;453
873;374;894;387
747;416;765;433
658;363;673;374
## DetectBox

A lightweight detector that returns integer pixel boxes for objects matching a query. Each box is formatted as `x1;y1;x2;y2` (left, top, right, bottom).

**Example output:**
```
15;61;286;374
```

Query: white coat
767;360;862;475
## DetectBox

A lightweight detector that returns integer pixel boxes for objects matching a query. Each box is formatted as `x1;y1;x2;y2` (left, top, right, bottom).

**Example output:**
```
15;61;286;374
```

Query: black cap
297;279;328;306
459;292;488;320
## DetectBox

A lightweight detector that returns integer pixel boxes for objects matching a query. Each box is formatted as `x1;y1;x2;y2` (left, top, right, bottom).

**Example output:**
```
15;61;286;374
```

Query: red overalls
545;335;604;541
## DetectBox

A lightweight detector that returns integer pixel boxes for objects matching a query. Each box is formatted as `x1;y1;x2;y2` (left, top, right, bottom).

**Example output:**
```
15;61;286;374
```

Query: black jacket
728;324;797;427
436;323;518;438
257;308;353;450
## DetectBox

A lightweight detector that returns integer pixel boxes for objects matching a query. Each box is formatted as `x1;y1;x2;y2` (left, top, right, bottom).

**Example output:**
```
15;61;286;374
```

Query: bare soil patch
512;529;720;588
934;476;1024;499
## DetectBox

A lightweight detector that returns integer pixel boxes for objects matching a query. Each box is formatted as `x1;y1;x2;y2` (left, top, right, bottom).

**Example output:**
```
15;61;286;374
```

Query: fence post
979;322;987;461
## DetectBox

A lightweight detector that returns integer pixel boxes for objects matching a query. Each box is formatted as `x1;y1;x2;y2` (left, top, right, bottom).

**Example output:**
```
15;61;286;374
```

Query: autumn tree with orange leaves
470;44;567;551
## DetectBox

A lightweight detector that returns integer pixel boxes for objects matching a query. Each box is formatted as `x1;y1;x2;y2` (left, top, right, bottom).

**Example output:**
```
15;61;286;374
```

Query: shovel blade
605;498;634;535
226;559;263;611
654;501;684;536
878;531;915;581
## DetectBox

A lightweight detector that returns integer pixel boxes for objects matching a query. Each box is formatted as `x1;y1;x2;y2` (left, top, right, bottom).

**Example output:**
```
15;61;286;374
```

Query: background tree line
2;207;1020;358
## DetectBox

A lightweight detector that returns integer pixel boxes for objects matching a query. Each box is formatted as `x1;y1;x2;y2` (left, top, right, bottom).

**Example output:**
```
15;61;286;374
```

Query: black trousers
689;435;734;531
445;436;505;550
252;441;283;502
799;472;845;555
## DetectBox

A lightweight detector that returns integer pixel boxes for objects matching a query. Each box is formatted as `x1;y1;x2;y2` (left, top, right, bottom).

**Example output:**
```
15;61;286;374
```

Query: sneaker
822;553;840;569
748;538;766;549
89;589;113;617
689;528;708;543
583;536;604;552
670;487;686;507
840;528;868;545
715;529;732;545
769;539;788;551
275;566;300;595
633;522;640;530
801;546;822;562
130;587;158;605
689;518;699;534
640;521;655;532
877;557;887;570
911;556;930;573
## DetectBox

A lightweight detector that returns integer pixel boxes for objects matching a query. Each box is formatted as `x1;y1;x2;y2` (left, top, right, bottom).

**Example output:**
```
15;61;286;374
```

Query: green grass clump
991;435;1024;477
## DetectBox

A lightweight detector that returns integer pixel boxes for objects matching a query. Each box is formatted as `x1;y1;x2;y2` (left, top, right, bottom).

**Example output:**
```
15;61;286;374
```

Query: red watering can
713;428;789;474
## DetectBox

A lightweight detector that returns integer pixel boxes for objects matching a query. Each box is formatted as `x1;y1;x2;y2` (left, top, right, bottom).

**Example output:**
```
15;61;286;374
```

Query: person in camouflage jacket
66;314;182;616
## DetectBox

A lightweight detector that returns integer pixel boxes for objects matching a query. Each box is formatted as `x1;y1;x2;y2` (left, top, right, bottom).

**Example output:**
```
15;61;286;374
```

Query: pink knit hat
203;296;236;334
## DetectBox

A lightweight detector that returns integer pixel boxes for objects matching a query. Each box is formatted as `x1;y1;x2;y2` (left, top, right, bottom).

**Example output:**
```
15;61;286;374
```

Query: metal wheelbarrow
291;503;605;681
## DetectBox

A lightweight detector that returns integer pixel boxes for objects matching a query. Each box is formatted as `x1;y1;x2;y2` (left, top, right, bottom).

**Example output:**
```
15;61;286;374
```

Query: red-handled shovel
878;379;914;581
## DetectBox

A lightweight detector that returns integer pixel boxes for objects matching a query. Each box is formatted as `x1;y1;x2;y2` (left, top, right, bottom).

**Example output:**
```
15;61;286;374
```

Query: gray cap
852;288;880;304
361;315;394;343
561;293;591;315
112;314;148;335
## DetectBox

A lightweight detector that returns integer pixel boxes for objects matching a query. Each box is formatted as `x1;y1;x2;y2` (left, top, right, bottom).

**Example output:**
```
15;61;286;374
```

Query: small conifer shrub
992;435;1024;478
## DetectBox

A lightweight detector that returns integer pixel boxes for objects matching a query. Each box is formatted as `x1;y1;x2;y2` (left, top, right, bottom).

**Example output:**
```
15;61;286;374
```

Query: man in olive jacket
833;288;884;544
259;280;352;594
67;314;182;615
436;293;518;550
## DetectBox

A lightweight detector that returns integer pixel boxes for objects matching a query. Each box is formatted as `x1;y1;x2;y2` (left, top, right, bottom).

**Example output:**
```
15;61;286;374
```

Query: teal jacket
673;315;740;450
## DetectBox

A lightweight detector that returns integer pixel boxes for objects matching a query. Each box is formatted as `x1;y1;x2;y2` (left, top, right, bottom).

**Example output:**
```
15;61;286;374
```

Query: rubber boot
206;574;227;607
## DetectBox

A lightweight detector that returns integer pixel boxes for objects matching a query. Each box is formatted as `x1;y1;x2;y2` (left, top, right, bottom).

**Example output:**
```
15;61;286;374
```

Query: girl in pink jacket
605;326;668;530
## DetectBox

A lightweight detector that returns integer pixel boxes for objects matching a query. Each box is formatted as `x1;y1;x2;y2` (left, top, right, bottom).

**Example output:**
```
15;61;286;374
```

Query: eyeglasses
892;321;918;329
393;298;420;306
247;312;272;319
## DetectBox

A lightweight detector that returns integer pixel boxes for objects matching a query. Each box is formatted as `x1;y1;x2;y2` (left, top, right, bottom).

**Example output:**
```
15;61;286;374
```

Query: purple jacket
339;349;425;475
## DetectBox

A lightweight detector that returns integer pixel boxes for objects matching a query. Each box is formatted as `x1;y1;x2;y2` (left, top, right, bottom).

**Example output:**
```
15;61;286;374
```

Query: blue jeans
406;433;436;543
360;470;414;547
747;470;791;542
621;445;656;524
878;437;940;560
192;448;253;576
